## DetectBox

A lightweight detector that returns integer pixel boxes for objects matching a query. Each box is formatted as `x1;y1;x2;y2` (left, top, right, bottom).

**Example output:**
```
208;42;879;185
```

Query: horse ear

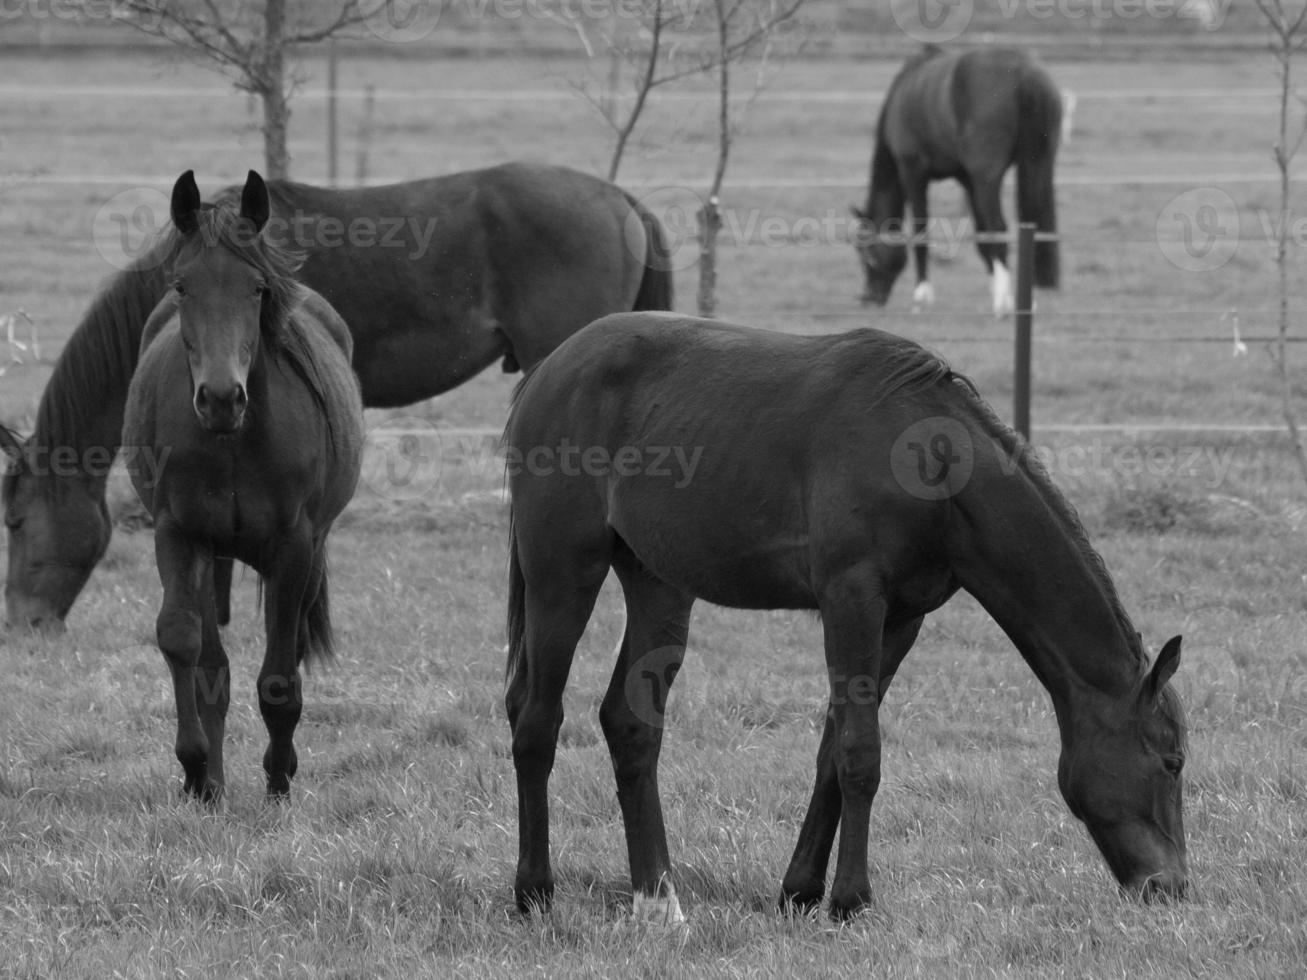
170;170;202;235
1146;636;1182;702
239;170;270;234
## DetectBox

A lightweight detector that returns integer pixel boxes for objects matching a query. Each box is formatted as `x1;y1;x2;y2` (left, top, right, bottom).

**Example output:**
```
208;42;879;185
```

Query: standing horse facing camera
852;45;1061;316
503;313;1186;922
123;170;363;802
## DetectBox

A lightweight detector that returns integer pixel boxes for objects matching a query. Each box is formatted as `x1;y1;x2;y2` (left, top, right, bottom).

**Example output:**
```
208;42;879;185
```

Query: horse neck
949;429;1145;731
33;263;167;469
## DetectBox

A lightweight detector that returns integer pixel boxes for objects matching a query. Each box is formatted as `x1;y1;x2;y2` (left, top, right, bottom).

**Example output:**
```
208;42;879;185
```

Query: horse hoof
777;888;824;917
827;885;872;922
515;882;554;915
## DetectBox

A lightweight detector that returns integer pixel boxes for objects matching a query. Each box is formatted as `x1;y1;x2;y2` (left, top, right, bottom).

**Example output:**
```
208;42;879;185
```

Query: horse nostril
194;383;210;412
233;384;248;411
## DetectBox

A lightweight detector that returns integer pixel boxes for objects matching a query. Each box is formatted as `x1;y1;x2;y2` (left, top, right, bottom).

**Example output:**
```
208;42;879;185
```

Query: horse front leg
779;615;922;915
153;514;219;802
258;526;314;801
816;569;888;921
193;560;231;795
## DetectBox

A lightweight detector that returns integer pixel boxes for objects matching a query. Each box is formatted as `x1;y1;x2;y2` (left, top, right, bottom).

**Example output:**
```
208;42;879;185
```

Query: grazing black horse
2;162;672;631
503;312;1187;921
852;45;1061;316
124;171;363;801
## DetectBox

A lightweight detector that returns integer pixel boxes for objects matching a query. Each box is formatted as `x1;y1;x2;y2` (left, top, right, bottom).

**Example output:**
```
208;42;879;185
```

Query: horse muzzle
194;381;249;434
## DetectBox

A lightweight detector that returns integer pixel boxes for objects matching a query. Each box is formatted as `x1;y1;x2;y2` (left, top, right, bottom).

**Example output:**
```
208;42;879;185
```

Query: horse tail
505;511;528;702
625;193;675;312
299;545;336;668
1015;67;1061;289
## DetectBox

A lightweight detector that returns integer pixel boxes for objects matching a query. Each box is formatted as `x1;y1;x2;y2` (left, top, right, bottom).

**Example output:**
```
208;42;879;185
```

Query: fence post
1013;223;1036;441
326;41;338;187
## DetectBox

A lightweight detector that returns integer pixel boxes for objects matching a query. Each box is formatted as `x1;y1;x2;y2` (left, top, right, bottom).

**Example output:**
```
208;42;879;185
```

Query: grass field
3;35;1307;978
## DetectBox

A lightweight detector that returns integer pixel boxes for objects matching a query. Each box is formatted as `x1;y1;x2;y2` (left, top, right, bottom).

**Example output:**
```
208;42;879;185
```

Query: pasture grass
3;43;1307;979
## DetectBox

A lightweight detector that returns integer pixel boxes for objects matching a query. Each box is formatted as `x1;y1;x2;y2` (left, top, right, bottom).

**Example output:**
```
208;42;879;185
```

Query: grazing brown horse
124;171;363;801
852;45;1061;316
2;162;672;631
503;312;1186;921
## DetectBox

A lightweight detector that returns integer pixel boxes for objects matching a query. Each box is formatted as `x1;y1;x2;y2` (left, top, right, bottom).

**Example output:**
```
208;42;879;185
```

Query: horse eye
253;283;267;297
1163;756;1184;777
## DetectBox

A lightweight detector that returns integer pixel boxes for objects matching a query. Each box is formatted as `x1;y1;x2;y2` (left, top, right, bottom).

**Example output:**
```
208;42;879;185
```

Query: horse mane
955;379;1149;671
24;238;173;460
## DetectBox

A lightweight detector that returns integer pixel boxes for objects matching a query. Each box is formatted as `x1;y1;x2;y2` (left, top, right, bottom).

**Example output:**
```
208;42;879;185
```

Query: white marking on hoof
990;262;1014;318
911;280;935;309
632;890;686;926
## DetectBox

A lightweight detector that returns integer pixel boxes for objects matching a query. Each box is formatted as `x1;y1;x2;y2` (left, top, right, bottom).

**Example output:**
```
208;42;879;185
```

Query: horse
122;170;363;802
852;45;1061;317
2;161;672;632
502;312;1187;922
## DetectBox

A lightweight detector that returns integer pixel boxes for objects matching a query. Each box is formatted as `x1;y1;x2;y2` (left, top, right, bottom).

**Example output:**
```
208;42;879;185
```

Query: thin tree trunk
696;0;732;319
260;0;290;180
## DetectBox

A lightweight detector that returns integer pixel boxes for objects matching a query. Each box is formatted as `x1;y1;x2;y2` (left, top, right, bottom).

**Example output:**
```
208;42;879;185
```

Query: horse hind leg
779;615;923;915
966;177;1013;318
508;532;611;914
600;546;695;925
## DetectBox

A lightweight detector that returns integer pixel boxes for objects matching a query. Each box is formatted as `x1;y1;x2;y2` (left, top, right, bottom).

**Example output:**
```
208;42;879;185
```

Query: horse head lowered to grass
123;170;363;801
502;312;1186;921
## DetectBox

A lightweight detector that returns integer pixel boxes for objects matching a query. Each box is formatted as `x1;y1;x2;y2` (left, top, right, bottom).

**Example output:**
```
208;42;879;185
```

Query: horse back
507;313;966;611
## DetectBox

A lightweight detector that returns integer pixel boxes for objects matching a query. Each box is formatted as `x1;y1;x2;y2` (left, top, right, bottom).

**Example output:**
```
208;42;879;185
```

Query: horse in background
2;161;672;633
123;171;363;802
852;45;1062;317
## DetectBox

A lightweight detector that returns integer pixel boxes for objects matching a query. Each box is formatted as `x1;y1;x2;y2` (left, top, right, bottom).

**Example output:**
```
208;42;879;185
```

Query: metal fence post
1014;223;1036;441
